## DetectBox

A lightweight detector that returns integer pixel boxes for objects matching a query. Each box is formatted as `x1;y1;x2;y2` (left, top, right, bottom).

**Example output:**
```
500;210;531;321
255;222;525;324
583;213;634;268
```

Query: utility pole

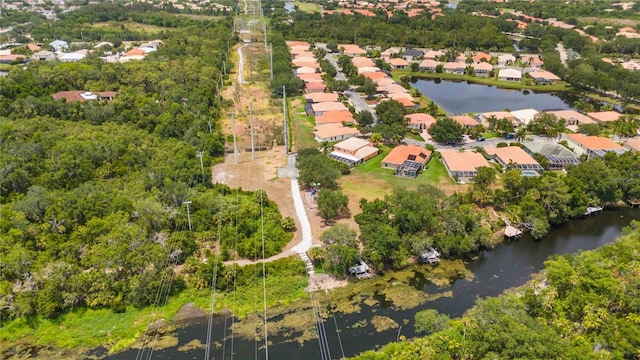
283;85;288;155
269;43;273;80
196;151;205;176
216;83;220;104
208;117;212;134
223;60;226;75
232;111;238;164
183;201;192;231
250;103;255;159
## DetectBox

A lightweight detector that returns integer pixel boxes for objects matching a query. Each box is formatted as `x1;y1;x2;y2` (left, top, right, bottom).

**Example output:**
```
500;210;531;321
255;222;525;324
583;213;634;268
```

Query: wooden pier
627;199;640;208
504;225;523;240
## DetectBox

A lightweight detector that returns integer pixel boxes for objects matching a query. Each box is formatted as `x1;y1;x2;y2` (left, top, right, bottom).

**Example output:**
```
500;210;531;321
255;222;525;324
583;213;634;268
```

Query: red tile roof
382;145;432;166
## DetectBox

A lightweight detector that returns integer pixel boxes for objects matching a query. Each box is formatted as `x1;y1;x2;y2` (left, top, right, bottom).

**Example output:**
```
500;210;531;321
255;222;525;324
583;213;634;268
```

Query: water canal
108;208;639;359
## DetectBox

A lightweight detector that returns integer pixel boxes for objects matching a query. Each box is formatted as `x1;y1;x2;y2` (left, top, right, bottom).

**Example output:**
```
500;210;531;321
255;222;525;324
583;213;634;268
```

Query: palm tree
319;141;332;155
369;132;383;147
486;115;498;131
515;128;526;142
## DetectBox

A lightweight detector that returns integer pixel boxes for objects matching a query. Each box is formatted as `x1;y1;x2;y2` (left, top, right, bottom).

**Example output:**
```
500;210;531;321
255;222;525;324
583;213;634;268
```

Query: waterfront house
450;115;479;129
564;134;628;159
510;109;538;126
418;59;440;71
440;149;491;182
548;110;596;126
386;58;410;69
443;62;466;74
485;146;543;173
586;111;622;124
527;70;561;84
498;68;522;81
472;62;493;76
521;141;579;170
406;113;436;130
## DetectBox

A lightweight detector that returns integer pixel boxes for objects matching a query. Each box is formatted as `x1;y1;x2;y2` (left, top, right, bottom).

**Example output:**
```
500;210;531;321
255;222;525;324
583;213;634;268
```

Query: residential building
418;59;440;71
624;137;640;152
386;58;410;69
314;124;359;142
406;113;436;130
498;68;522;81
548;110;596;126
423;49;444;60
403;49;424;61
298;73;324;83
0;54;26;64
59;52;87;62
296;67;317;75
472;52;491;63
51;91;116;102
381;145;432;178
450;115;479;129
315;111;355;125
440;149;491;182
498;54;515;66
305;82;327;93
305;92;339;103
510;109;539;126
443;62;466;74
351;56;375;68
455;53;468;63
49;40;69;52
527;70;561;84
328;137;379;166
31;50;56;61
522;141;579;169
485;146;543;174
472;62;493;76
477;111;516;128
309;102;348;116
340;44;367;57
357;66;381;74
586;111;622;123
564;134;628;158
363;71;388;80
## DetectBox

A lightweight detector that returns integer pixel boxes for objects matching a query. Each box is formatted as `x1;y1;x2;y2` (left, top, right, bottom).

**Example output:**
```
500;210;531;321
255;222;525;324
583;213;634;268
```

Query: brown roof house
485;146;543;174
440;149;491;182
381;145;432;178
418;59;440;71
315;111;355;125
586;111;623;124
527;70;561;84
406;113;436;130
498;68;522;82
305;92;340;103
478;111;516;128
564;134;628;159
450;115;479;129
314;123;359;143
623;137;640;152
443;62;466;74
309;102;348;116
52;90;116;102
386;58;410;69
328;137;379;166
472;52;491;63
548;110;596;126
352;56;375;68
305;82;327;94
340;44;367;57
472;62;493;77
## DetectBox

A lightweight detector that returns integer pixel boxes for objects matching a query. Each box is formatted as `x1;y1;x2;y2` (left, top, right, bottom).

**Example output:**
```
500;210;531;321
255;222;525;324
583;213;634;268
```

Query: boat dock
583;206;603;216
419;248;441;264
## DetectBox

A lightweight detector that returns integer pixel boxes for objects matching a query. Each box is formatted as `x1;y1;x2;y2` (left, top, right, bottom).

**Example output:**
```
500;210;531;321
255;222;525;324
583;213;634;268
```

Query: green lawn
404;131;425;141
293;1;320;12
350;145;455;187
290;96;318;151
92;21;171;34
480;131;501;139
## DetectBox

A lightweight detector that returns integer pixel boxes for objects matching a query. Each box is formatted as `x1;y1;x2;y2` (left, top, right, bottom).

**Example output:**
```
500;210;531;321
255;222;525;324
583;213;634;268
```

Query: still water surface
411;78;573;114
108;208;639;359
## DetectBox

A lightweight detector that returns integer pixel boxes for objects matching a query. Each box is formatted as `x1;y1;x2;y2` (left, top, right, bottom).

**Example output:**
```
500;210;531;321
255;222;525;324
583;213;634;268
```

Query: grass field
92;21;171;34
293;1;321;12
290;97;318;151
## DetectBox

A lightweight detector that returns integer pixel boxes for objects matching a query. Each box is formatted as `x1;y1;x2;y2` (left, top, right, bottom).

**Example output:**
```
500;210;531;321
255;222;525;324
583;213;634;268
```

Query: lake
107;208;639;360
411;78;574;114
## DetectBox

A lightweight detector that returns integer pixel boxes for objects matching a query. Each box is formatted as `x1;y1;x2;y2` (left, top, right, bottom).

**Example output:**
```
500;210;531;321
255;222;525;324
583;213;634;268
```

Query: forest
273;12;517;52
353;222;640;359
0;5;296;323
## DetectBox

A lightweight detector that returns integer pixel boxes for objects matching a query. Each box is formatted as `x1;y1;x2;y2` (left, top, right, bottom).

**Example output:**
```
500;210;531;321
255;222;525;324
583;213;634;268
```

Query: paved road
404;134;552;150
556;42;568;67
237;43;248;84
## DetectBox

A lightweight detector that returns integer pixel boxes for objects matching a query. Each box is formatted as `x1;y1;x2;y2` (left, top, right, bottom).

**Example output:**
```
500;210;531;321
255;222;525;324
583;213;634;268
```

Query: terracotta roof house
298;73;324;83
296;67;318;75
624;137;640;152
305;92;339;103
314;123;359;142
455;53;468;63
443;62;466;74
498;54;516;66
382;144;431;169
440;149;492;182
386;58;410;69
374;77;396;86
423;49;444;60
472;62;493;76
363;71;388;80
329;137;379;166
450;115;479;128
352;56;375;68
406;113;436;130
288;41;310;48
619;26;636;33
522;141;579;169
478;111;516;127
292;51;315;58
295;61;320;69
382;145;432;178
357;66;381;74
377;83;409;94
126;48;146;57
528;70;561;84
498;68;522;81
310;102;348;116
27;43;42;51
586;111;622;123
315;111;355;125
0;54;26;64
340;44;367;57
305;82;327;93
485;146;543;173
293;57;317;66
564;134;628;158
510;109;539;126
380;47;402;59
51;90;115;102
31;50;56;61
548;110;596;126
472;52;491;63
392;97;417;108
418;59;440;71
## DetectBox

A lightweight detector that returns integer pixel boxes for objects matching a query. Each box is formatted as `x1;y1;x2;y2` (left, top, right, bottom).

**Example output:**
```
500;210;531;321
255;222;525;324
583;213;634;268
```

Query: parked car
477;137;486;142
506;133;515;139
